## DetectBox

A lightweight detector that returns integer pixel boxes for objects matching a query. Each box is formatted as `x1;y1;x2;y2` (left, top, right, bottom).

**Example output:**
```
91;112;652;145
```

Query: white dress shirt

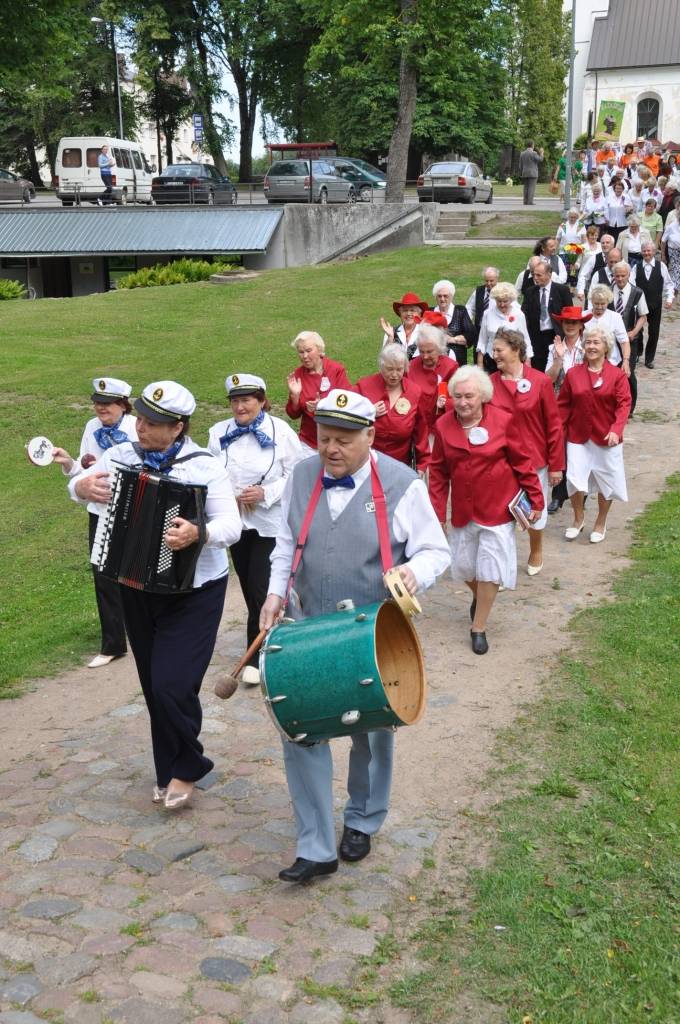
606;191;632;227
584;310;627;364
612;283;649;319
68;438;242;588
632;258;676;304
465;287;494;320
476;304;533;359
537;283;553;330
207;414;304;537
63;413;139;515
641;186;662;212
268;452;450;599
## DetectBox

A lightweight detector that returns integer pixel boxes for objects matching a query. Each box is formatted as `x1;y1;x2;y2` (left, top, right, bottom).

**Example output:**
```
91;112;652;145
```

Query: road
2;190;564;213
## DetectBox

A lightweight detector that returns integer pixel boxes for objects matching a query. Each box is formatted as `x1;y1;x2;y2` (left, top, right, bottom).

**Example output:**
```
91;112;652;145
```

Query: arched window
637;98;659;140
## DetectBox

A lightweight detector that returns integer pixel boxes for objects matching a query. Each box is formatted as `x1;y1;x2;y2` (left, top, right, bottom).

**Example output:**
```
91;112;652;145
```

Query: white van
54;136;155;206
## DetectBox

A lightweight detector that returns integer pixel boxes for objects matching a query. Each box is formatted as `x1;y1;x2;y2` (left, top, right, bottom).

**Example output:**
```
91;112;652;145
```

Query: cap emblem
153;387;164;401
98;380;106;391
231;375;240;386
336;393;348;408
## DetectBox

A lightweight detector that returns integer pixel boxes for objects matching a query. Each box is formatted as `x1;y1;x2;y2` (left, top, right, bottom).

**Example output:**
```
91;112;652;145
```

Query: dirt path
1;310;678;1024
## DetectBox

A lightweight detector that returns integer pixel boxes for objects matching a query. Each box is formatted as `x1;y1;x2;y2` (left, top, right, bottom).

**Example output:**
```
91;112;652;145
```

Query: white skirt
532;465;549;532
450;520;517;590
566;440;628;502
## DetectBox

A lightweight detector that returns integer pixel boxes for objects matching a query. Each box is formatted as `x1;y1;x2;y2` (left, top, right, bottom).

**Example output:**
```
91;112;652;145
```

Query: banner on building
594;100;626;142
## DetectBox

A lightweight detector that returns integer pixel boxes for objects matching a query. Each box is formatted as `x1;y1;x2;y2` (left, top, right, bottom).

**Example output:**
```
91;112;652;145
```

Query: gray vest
287;453;416;617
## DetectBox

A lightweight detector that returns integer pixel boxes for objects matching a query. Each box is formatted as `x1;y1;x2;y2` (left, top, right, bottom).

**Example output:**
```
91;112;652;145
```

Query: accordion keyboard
158;503;180;573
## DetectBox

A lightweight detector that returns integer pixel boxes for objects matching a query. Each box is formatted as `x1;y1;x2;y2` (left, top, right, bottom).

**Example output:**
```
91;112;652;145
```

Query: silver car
417;161;493;204
264;159;357;204
0;168;36;202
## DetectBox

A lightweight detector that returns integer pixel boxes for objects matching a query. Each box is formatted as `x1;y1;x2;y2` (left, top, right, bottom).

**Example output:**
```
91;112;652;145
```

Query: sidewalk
1;309;679;1024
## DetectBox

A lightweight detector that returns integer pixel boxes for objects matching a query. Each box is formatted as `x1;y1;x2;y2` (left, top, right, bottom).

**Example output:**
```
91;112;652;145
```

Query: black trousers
448;342;468;366
628;338;639;413
100;171;113;204
230;530;275;665
530;330;554;374
482;353;497;374
120;574;227;787
88;512;127;657
642;305;662;365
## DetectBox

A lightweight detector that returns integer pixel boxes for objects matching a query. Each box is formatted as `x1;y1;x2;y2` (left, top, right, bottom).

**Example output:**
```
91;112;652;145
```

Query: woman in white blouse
208;373;303;680
556;208;586;248
618;217;651;271
661;217;680;291
586;284;631;371
605;179;632;242
475;282;533;373
583;182;608;235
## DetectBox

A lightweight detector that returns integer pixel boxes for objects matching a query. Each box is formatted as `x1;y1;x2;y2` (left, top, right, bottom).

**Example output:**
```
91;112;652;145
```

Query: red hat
551;306;593;324
420;310;448;329
392;292;429;316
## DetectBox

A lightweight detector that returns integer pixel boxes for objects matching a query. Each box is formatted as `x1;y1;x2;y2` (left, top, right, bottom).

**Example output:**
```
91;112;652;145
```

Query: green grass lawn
0;244;528;694
389;475;680;1023
468;211;562;239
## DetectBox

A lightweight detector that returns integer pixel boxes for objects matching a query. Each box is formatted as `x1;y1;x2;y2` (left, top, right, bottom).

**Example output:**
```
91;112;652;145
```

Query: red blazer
429;404;544;528
407;354;458;430
285;357;352;448
557;361;631;446
489;366;565;473
356;373;430;471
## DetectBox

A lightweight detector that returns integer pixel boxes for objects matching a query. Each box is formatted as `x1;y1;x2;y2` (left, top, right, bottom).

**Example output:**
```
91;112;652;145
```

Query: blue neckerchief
93;416;129;451
219;409;274;450
321;474;355;490
142;438;184;474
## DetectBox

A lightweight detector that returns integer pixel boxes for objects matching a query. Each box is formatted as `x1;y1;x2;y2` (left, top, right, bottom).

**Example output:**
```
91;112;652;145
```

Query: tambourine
25;436;54;466
383;567;422;617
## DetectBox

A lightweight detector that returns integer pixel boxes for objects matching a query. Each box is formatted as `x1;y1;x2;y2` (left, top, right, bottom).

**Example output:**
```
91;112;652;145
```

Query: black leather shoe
470;598;477;621
547;498;561;514
339;826;371;862
645;362;654;369
278;857;338;883
470;630;489;655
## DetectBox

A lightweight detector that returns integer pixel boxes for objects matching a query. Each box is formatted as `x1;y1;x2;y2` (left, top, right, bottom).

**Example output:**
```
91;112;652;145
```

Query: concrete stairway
434;209;472;241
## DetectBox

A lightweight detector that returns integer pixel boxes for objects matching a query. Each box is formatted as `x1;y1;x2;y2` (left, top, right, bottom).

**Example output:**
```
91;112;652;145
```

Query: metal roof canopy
0;207;283;258
587;0;680;71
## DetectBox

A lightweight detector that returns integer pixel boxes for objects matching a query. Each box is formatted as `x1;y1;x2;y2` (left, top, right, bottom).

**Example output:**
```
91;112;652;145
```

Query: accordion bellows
92;466;207;593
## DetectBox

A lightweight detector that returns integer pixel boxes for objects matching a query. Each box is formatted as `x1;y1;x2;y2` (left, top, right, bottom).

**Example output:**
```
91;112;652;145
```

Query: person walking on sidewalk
519;141;544;206
97;145;115;206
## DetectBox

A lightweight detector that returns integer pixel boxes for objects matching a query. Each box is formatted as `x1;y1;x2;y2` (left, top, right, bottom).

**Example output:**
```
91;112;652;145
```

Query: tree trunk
187;27;229;175
384;0;418;203
232;64;257;182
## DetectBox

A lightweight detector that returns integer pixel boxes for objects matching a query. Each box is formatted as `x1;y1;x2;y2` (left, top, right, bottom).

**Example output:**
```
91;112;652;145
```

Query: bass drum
260;600;425;745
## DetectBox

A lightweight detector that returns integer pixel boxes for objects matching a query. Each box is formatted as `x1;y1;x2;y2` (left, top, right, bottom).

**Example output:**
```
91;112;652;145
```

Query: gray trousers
522;177;537;205
282;728;394;862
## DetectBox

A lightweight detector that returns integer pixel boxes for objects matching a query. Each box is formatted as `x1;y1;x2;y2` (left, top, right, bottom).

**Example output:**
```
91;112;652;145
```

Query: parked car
151;163;238;205
326;157;386;201
54;136;155;205
264;160;357;204
417;161;493;204
0;168;36;203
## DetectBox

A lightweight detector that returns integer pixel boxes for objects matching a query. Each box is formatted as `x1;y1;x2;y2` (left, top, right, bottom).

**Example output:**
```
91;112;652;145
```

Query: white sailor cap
315;389;375;430
225;373;266;396
134;381;196;423
91;376;132;402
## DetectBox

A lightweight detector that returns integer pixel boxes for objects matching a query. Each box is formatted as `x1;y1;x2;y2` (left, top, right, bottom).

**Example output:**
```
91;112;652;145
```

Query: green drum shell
260;601;425;745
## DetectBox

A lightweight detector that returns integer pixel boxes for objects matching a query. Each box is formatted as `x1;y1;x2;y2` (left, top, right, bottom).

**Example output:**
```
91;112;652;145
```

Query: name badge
320;376;331;392
365;501;376;513
517;378;532;394
395;397;411;415
468;427;489;446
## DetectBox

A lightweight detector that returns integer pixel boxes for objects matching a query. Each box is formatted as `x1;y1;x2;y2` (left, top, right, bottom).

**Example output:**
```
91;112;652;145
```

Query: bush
116;257;239;290
0;279;27;300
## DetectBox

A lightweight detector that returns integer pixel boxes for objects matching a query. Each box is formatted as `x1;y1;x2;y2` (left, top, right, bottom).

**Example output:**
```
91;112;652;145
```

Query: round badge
152;387;164;401
468;427;489;446
98;379;107;391
593;378;603;389
26;436;54;466
516;378;532;394
336;392;348;407
231;374;240;386
320;376;331;392
395;397;411;415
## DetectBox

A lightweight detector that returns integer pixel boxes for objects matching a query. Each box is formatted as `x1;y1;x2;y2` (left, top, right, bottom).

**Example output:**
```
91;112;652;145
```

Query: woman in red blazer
407;325;458;433
430;365;544;655
557;325;631;544
489;328;564;577
356;344;430;472
286;331;352;452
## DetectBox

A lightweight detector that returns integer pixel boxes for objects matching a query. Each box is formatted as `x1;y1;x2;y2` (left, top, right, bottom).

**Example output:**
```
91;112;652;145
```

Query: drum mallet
214;629;267;700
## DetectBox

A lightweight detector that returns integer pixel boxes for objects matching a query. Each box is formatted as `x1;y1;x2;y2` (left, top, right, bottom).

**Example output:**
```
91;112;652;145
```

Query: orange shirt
644;154;661;176
620;153;635;167
596;148;615;164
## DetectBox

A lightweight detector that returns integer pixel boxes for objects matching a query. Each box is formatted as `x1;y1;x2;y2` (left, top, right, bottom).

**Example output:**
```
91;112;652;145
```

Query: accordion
92;465;208;594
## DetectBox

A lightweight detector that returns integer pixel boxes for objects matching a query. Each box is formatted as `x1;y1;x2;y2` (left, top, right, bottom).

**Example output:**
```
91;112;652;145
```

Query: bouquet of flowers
562;243;584;269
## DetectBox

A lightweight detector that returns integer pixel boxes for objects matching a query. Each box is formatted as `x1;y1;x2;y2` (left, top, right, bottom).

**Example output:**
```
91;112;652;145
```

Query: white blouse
207;414;304;538
476;304;533;359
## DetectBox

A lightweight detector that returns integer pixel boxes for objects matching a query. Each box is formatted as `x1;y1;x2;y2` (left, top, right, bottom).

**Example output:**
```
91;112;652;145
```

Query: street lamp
91;16;124;140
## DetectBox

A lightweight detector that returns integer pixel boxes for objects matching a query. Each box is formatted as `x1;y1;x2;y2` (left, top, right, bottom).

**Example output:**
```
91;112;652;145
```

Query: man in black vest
632;240;676;368
610;262;648;413
576;233;615;300
464;266;500;346
522;260;572;372
514;255;544;302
